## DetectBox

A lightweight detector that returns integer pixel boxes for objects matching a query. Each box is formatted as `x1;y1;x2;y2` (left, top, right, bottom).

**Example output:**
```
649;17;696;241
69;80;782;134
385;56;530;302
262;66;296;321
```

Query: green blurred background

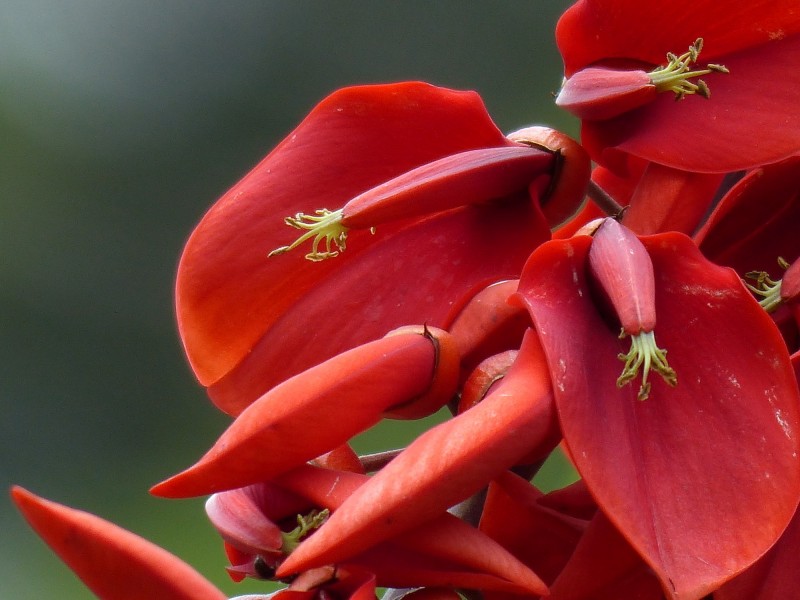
1;2;576;597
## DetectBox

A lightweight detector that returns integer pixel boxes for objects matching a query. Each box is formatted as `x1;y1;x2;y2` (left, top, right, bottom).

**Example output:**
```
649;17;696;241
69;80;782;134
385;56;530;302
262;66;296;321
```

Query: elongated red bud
151;328;456;498
556;67;655;121
588;218;676;400
589;218;656;334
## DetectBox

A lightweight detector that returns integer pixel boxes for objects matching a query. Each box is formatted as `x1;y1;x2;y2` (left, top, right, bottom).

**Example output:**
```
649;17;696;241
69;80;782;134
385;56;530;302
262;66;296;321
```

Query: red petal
621;163;723;236
479;471;584;585
516;234;800;597
580;37;800;172
716;504;800;599
341;146;552;228
151;332;441;498
274;465;548;595
557;0;800;76
11;486;225;600
556;67;654;121
277;330;558;586
177;82;525;390
695;156;800;275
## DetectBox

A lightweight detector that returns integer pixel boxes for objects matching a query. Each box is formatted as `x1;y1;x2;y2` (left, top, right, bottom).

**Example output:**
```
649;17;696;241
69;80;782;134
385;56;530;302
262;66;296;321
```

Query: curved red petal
277;329;558;588
581;37;800;172
178;82;515;389
694;156;800;275
151;333;438;498
11;486;225;600
516;234;800;598
557;0;800;76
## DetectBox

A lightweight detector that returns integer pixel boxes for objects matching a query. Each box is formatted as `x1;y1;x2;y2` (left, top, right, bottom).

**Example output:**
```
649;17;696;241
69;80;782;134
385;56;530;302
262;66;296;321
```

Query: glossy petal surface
11;486;225;600
516;234;800;598
177;82;550;414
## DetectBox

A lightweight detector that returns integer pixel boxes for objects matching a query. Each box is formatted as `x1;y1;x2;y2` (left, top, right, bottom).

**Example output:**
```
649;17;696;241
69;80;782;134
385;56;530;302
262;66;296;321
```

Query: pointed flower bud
588;218;676;400
556;38;728;122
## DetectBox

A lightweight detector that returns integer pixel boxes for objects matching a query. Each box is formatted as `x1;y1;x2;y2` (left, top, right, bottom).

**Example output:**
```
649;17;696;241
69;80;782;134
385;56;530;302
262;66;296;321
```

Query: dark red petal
580;37;800;172
516;234;800;598
479;471;585;585
151;332;443;498
548;511;664;600
715;504;800;599
621;163;723;236
178;82;518;389
274;465;548;595
11;486;225;600
557;0;800;76
695;156;800;275
277;330;559;586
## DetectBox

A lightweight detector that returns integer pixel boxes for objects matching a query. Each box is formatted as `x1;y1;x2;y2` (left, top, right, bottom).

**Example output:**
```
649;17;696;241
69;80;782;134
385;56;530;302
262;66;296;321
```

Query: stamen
617;330;677;401
744;257;789;313
648;38;728;100
280;508;330;554
268;208;348;261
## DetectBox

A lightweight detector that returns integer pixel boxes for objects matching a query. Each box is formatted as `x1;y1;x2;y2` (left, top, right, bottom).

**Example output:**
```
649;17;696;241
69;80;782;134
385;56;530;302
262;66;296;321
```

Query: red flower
10;486;226;600
514;219;800;597
556;0;800;172
176;82;588;415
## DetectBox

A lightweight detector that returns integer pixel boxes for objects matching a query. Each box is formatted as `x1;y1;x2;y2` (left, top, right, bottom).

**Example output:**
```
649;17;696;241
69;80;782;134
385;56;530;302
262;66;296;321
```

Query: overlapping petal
177;82;556;414
278;330;559;580
515;232;800;598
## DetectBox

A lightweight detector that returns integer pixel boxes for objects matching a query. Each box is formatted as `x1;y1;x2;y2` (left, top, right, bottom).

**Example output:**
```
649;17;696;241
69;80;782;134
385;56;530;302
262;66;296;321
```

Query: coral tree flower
515;219;800;598
556;0;800;172
10;486;225;600
176;81;588;415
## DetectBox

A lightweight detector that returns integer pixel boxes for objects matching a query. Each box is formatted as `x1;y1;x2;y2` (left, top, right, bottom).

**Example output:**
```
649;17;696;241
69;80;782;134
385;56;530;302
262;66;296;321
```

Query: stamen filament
617;330;677;401
280;508;330;554
745;258;790;313
268;208;348;261
648;38;728;100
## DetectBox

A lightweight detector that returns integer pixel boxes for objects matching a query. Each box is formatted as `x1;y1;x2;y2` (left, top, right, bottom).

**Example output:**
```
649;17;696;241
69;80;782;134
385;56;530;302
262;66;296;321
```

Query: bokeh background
1;2;576;597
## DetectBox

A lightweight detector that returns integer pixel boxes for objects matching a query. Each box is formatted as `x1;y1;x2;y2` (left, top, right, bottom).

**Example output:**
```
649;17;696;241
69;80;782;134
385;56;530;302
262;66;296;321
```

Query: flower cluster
12;2;800;599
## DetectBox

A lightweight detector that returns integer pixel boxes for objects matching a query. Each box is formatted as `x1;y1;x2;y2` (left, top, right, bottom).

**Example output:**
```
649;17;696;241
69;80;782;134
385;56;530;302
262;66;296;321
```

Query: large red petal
515;234;800;598
11;486;225;600
580;37;800;172
178;82;519;389
557;0;800;75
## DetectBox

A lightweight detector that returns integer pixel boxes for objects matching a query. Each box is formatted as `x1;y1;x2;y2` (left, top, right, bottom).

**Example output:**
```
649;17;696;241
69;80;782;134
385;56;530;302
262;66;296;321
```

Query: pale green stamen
745;257;790;313
268;208;348;261
280;508;330;554
649;38;729;100
617;330;677;401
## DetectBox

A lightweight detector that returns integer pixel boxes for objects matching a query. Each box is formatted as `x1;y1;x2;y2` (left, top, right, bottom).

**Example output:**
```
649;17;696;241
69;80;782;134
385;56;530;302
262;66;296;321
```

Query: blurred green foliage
1;1;575;597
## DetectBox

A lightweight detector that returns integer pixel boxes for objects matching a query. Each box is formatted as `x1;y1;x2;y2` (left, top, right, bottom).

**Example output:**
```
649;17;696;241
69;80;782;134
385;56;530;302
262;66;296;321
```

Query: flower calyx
649;37;729;100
